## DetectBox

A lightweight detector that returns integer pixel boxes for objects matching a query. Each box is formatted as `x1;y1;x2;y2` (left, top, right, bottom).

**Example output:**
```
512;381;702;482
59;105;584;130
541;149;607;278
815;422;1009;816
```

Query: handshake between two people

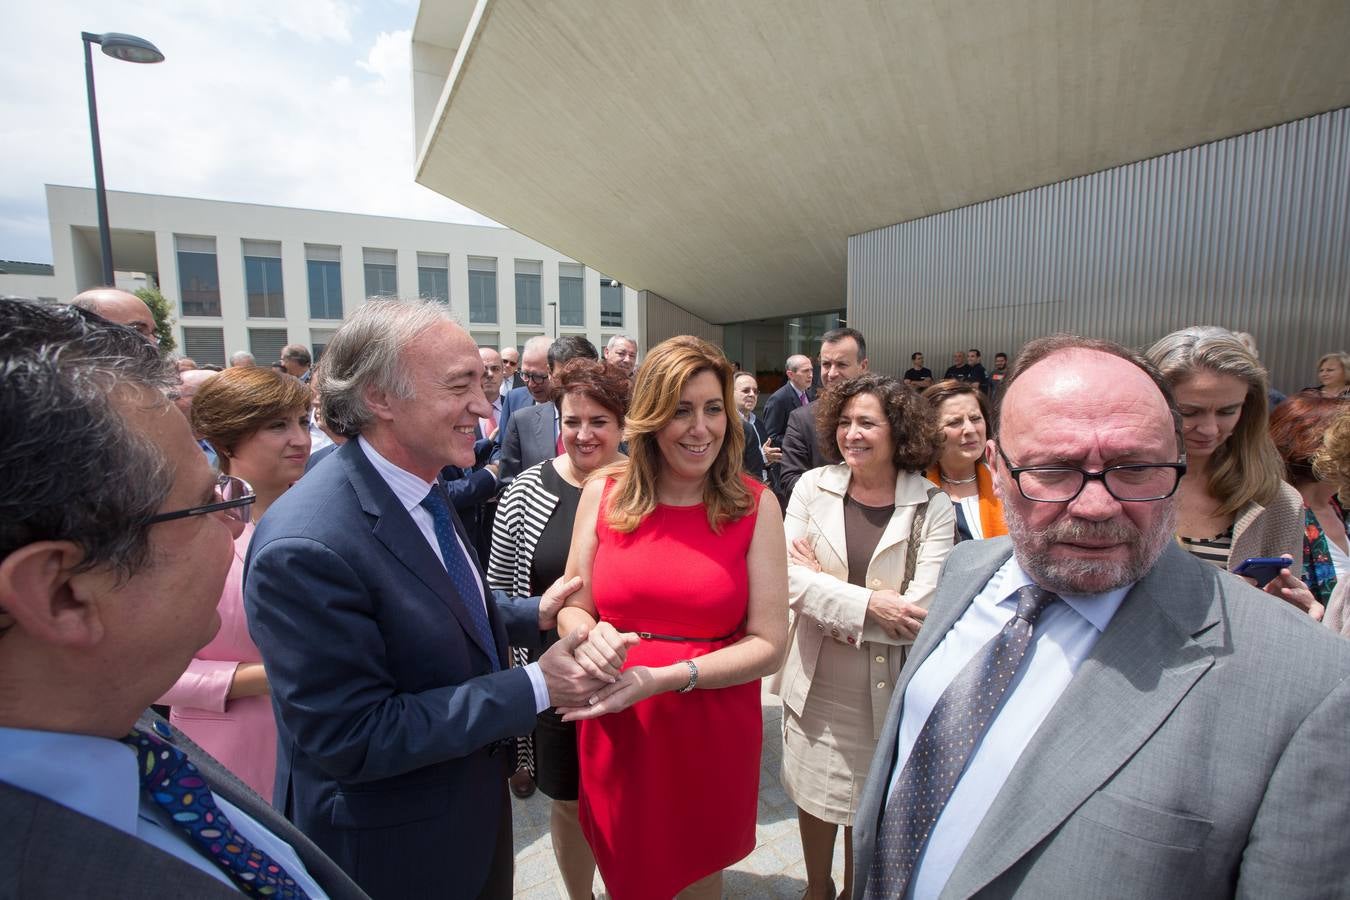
535;575;660;723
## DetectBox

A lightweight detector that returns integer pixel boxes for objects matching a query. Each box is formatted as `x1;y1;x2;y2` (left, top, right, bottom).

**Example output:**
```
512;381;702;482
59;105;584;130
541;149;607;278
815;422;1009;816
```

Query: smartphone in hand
1232;557;1289;588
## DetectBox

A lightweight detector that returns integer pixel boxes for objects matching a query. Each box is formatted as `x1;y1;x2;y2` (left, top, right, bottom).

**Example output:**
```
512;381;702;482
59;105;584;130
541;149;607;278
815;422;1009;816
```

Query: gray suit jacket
853;539;1350;899
0;712;368;900
499;401;556;484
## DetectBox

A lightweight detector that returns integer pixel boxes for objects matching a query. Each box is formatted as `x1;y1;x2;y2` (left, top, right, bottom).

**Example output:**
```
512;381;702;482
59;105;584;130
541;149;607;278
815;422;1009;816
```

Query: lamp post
82;31;164;286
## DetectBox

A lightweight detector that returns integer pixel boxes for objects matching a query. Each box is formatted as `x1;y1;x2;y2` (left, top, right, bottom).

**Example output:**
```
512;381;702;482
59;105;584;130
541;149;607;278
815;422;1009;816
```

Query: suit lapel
942;544;1220;898
341;442;499;669
806;465;851;568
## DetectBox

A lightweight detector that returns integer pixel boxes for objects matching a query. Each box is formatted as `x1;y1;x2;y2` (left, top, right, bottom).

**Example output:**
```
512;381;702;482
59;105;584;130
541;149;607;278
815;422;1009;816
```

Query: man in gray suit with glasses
853;335;1350;899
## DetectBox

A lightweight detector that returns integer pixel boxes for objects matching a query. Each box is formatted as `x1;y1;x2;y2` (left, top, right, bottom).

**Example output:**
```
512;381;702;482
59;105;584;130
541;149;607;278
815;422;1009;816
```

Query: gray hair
0;299;177;577
606;334;636;351
230;350;256;367
317;298;457;438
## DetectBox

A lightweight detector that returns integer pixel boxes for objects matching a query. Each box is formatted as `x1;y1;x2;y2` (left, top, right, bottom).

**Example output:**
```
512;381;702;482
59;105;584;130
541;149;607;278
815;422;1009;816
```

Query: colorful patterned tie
865;585;1059;899
123;722;309;898
420;485;501;671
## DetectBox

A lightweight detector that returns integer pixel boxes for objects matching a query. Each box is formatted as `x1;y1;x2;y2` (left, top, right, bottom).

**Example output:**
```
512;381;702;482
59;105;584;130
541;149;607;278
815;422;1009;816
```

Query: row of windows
173;237;624;328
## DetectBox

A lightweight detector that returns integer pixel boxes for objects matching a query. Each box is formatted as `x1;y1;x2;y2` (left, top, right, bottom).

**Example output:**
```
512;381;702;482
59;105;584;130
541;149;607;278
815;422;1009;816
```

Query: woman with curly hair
770;373;956;900
1268;394;1350;608
557;336;788;899
1314;409;1350;633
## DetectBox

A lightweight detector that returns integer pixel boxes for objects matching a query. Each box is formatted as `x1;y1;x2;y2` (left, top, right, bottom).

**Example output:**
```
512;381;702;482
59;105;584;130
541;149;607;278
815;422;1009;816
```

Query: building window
470;331;499;350
176;235;220;317
248;328;289;366
600;277;624;328
363;248;397;298
417;252;449;303
306;245;343;320
310;329;337;362
181;326;226;367
558;262;584;327
468;256;497;324
515;259;542;327
242;240;284;318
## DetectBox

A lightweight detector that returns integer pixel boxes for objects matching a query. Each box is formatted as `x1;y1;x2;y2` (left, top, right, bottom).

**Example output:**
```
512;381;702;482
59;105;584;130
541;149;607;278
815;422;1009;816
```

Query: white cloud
0;2;496;264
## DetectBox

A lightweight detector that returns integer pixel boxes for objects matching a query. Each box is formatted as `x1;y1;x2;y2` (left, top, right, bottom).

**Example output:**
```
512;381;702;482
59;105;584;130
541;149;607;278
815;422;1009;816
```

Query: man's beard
1003;499;1177;595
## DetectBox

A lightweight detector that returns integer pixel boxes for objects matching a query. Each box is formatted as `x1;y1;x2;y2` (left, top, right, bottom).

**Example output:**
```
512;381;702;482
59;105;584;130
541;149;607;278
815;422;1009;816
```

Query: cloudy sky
1;0;498;264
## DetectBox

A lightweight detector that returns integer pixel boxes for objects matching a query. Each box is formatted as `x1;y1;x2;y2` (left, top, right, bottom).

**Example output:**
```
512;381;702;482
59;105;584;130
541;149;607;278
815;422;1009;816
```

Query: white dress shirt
356;437;549;713
0;727;328;898
887;556;1132;899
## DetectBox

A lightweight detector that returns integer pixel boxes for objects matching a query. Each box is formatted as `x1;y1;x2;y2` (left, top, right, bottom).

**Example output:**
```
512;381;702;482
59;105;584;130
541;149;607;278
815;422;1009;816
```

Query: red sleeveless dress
578;476;765;899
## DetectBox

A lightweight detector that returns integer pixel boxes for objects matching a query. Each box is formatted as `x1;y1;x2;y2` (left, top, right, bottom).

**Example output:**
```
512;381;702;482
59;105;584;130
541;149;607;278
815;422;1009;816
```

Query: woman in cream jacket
768;374;954;900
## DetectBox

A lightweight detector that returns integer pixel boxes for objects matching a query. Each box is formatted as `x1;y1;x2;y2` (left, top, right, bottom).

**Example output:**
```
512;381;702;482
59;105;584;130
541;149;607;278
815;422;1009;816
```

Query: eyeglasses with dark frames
520;371;550;384
994;442;1185;503
146;474;255;526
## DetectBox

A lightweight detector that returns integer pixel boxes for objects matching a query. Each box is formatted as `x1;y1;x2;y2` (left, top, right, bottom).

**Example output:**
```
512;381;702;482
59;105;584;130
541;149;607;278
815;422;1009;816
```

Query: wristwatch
675;658;699;693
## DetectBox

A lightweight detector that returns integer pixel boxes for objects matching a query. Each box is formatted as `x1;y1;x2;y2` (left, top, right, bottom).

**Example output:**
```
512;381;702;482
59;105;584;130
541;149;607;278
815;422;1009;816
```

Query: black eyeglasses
994;442;1185;503
147;474;255;526
520;371;550;384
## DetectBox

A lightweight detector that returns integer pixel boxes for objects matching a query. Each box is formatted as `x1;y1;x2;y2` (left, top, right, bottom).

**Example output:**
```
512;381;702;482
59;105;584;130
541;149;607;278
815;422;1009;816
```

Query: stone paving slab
510;687;846;898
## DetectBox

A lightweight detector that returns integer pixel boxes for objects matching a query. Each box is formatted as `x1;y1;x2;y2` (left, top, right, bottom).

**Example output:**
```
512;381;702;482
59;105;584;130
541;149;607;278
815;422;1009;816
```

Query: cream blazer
767;463;955;739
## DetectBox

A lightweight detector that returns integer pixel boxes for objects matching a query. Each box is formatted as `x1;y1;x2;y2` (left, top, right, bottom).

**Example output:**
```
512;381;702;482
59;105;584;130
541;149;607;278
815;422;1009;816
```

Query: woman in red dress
558;335;788;899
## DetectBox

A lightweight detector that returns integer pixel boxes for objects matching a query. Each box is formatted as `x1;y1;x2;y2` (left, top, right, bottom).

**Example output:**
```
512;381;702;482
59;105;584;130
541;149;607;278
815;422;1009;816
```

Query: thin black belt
636;628;740;643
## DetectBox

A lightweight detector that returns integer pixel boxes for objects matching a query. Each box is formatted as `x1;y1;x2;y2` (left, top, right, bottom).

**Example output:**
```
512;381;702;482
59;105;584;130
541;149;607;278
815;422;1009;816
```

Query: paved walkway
510;687;848;898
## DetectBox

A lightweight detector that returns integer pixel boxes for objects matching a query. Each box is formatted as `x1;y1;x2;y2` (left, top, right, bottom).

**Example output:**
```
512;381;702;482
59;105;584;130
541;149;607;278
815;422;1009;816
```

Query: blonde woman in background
1146;326;1318;617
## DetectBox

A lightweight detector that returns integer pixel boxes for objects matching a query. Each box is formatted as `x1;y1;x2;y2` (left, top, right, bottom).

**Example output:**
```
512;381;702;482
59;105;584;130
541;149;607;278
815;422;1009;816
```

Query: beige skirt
780;637;878;826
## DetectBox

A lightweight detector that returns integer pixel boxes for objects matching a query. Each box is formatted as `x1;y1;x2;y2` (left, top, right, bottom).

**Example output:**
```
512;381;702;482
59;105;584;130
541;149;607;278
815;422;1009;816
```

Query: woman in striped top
487;358;629;900
1147;327;1319;617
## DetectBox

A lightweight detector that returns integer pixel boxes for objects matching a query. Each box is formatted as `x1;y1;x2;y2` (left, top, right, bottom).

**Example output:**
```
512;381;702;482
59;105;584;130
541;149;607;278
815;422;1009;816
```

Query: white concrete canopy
413;0;1350;325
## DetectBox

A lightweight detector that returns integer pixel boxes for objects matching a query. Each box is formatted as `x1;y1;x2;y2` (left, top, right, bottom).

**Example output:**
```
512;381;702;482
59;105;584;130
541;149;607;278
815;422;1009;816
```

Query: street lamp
82;31;165;285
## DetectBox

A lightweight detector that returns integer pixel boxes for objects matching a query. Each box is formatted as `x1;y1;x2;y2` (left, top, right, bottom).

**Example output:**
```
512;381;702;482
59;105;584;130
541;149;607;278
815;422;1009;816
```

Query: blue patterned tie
866;585;1059;899
421;485;501;671
123;722;309;898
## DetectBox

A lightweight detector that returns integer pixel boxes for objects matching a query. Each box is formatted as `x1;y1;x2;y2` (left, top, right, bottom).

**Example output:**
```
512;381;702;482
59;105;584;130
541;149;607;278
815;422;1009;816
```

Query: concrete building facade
7;185;641;367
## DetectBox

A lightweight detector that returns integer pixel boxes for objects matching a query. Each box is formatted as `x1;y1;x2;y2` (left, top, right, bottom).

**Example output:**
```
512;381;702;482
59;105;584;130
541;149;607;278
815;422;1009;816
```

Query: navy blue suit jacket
243;439;544;899
494;385;538;457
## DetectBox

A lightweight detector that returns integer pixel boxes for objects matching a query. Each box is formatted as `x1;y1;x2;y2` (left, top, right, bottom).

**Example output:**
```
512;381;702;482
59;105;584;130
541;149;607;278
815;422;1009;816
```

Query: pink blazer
158;522;277;800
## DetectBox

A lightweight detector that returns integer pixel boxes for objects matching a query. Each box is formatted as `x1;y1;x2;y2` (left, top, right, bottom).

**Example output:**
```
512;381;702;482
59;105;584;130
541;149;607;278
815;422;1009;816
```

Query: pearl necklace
940;470;978;486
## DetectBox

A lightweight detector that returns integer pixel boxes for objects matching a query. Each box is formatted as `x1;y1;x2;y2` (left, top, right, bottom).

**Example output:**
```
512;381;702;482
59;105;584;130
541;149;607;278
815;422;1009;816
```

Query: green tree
135;285;177;355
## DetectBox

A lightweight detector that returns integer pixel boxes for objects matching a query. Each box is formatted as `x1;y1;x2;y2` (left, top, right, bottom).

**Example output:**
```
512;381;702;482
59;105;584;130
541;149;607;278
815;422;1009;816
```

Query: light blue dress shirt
0;726;327;898
357;436;550;713
886;556;1132;899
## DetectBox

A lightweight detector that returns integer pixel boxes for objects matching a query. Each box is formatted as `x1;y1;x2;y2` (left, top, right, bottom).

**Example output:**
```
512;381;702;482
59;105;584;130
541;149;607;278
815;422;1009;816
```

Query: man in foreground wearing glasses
0;299;366;898
853;335;1350;899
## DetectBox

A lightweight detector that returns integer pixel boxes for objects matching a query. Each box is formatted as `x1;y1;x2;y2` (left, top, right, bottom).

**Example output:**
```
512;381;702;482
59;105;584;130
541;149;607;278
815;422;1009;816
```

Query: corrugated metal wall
641;289;725;350
848;107;1350;396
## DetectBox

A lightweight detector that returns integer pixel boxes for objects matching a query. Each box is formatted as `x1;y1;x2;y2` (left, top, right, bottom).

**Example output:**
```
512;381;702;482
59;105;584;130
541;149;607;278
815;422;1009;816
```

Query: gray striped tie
865;585;1058;898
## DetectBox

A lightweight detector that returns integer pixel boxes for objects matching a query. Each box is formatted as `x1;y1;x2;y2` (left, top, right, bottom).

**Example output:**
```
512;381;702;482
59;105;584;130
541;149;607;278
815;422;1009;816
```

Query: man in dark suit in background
498;335;600;484
0;299;367;900
500;345;525;395
762;354;814;498
779;327;869;504
244;300;609;899
496;335;553;454
735;370;780;482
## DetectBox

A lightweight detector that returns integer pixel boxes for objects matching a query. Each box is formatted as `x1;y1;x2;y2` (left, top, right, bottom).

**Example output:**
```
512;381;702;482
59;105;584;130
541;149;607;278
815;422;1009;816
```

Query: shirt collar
358;435;436;513
987;555;1131;633
0;726;141;836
